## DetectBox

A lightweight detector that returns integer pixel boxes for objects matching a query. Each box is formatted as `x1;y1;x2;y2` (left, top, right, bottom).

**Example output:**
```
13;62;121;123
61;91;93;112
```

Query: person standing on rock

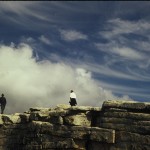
69;90;77;106
0;94;7;114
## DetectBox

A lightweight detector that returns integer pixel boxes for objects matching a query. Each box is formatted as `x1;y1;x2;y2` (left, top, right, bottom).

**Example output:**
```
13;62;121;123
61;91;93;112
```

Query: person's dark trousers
70;98;77;106
1;104;6;114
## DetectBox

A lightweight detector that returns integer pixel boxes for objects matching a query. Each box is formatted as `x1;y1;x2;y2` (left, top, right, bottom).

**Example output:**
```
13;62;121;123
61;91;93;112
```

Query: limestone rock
0;100;149;150
64;112;91;126
103;100;150;112
90;127;115;143
29;107;51;112
1;114;21;124
0;115;3;125
57;104;101;112
56;104;71;110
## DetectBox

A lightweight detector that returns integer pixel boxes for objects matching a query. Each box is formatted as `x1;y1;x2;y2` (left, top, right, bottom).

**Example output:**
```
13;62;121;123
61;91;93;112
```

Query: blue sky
0;1;150;113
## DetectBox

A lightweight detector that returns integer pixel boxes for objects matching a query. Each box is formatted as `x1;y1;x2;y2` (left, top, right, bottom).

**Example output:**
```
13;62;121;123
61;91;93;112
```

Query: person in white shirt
69;90;77;106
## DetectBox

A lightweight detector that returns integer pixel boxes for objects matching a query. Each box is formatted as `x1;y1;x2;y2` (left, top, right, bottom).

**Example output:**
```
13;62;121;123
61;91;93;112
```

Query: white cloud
0;2;49;21
46;52;142;81
97;80;150;99
78;62;147;81
133;40;150;52
39;35;52;45
21;36;36;44
97;18;150;72
95;42;146;60
47;52;150;82
112;47;144;60
100;18;150;39
60;29;88;41
0;43;127;114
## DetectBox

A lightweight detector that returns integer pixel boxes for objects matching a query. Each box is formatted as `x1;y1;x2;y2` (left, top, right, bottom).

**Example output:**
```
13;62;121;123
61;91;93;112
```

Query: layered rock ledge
0;100;150;150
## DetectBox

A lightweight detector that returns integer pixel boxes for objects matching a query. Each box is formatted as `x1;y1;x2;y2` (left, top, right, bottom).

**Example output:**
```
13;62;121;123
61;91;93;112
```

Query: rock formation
0;100;149;150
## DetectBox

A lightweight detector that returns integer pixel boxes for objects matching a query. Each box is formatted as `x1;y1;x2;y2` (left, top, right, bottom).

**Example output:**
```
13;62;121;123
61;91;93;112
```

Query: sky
0;1;150;114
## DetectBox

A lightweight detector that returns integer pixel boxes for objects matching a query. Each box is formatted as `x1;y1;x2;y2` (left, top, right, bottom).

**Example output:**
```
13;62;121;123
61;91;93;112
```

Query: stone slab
103;100;150;112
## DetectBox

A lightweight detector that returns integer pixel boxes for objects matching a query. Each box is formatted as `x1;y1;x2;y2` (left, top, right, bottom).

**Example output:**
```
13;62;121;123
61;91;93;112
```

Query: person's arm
69;93;71;103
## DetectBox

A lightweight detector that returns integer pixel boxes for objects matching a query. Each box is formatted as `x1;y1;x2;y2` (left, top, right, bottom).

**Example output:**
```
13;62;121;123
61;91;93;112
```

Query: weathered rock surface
0;100;149;150
103;100;150;112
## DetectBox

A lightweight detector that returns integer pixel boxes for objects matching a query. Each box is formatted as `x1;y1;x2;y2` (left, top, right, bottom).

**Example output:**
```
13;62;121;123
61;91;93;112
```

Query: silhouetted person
69;90;77;106
0;94;6;114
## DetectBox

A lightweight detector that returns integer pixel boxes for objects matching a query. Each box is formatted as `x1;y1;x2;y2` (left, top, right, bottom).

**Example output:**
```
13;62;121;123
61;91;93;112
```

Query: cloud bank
0;43;130;114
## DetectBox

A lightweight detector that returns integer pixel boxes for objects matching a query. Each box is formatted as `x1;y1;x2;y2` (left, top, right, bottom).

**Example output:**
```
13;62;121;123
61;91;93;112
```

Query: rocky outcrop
0;100;149;150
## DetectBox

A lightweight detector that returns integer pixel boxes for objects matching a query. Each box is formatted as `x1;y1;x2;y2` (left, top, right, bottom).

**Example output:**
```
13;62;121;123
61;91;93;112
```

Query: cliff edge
0;100;150;150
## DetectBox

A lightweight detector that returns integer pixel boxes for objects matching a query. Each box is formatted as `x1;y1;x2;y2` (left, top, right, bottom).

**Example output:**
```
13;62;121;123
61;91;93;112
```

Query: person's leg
1;105;5;114
70;98;75;106
69;98;72;106
1;105;3;114
71;98;76;106
74;98;77;105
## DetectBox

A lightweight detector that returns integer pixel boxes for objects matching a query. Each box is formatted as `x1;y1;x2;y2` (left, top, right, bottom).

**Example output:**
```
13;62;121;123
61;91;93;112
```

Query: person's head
1;94;4;97
70;90;73;93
